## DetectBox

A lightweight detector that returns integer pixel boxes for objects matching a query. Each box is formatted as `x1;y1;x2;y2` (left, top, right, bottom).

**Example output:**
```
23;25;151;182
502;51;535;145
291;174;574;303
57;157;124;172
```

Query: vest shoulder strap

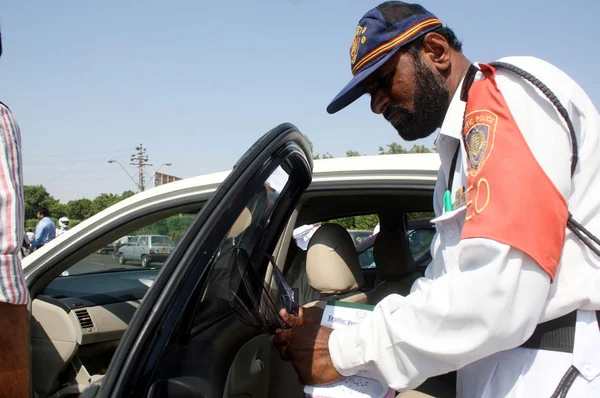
489;62;600;352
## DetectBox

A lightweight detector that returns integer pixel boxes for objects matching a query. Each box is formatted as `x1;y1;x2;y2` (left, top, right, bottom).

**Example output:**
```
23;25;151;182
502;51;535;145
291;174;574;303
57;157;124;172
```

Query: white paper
304;301;395;398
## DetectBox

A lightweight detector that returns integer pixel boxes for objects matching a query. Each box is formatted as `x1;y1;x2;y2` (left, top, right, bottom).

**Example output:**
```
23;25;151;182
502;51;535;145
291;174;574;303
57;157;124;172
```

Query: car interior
28;204;203;398
27;185;454;397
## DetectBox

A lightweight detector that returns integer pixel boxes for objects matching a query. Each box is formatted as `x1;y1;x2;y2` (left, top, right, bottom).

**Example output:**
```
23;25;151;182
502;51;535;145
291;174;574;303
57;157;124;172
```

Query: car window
356;222;435;270
349;230;374;246
325;215;378;247
151;236;173;246
202;166;290;303
59;212;198;276
409;228;436;265
358;246;376;269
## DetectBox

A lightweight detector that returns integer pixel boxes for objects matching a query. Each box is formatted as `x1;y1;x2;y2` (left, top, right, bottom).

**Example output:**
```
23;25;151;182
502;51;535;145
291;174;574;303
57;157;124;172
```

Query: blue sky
1;0;599;202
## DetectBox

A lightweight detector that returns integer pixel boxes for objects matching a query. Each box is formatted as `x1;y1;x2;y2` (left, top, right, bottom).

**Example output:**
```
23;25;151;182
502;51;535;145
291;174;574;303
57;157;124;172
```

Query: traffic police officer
274;2;600;397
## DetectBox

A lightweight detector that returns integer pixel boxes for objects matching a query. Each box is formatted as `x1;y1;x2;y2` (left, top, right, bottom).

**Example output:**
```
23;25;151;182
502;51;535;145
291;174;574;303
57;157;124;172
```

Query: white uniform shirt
293;224;321;251
328;57;600;396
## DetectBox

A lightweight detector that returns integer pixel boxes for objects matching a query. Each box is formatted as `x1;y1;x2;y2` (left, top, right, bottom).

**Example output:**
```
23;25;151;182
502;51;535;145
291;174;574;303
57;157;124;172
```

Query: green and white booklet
303;301;395;398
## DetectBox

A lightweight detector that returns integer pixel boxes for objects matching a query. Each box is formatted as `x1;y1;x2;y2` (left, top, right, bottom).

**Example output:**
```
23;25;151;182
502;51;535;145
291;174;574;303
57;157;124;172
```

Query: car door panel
148;312;306;398
125;244;132;261
224;334;305;398
135;238;144;261
123;239;135;260
148;314;258;398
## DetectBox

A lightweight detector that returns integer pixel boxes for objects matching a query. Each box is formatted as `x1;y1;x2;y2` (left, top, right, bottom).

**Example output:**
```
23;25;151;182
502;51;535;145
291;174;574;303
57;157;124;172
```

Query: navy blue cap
327;2;442;114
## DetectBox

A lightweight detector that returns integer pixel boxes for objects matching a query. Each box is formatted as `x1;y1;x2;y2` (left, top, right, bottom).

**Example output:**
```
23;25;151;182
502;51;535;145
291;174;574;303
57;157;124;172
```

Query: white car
22;124;447;398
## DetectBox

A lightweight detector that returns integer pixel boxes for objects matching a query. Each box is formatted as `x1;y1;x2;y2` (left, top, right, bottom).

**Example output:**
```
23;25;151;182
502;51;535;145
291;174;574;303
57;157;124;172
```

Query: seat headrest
306;224;365;294
373;224;415;281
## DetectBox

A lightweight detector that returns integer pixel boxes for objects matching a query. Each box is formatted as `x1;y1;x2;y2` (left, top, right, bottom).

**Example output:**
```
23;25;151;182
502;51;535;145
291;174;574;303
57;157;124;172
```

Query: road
65;253;144;275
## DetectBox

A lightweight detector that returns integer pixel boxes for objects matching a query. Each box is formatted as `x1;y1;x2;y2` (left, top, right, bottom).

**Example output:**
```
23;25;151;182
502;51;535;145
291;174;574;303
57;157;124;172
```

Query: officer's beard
383;53;450;141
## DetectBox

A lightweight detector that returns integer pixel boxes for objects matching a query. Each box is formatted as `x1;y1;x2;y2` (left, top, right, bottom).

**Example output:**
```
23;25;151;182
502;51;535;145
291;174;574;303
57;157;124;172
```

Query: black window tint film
199;166;292;332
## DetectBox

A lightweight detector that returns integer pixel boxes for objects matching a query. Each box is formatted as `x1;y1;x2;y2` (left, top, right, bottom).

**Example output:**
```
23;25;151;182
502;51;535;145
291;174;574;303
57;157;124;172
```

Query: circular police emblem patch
466;125;488;168
463;110;498;176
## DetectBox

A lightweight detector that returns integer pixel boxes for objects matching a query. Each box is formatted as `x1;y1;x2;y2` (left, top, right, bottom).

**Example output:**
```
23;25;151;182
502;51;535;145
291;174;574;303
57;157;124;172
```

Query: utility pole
130;144;152;191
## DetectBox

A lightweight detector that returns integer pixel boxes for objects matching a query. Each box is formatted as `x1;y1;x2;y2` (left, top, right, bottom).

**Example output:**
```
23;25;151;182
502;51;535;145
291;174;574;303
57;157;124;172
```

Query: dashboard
31;269;161;396
38;269;159;345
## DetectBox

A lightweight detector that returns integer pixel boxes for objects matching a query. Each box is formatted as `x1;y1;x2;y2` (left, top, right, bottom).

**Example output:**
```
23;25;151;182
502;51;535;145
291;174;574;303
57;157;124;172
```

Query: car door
123;236;138;260
136;236;148;262
89;123;312;398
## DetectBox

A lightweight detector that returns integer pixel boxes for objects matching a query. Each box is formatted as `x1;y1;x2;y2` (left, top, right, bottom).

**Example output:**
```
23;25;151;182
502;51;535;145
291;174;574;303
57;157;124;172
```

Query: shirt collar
435;63;481;144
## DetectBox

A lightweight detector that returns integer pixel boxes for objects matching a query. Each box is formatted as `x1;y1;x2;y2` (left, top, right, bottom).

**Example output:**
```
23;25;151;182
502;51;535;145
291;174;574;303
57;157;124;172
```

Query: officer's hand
272;324;344;386
279;306;323;329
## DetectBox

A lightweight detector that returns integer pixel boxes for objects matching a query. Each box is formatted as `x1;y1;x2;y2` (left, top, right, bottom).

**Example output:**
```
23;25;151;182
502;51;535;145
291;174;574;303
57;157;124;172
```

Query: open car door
87;123;312;398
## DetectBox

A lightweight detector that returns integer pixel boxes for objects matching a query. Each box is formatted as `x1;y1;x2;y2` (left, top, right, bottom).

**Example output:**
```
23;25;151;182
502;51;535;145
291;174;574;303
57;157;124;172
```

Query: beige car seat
302;223;367;304
369;218;423;305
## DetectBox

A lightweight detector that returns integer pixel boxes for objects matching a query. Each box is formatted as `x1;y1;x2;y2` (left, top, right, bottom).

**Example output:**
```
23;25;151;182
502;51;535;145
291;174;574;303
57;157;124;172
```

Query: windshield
151;236;174;246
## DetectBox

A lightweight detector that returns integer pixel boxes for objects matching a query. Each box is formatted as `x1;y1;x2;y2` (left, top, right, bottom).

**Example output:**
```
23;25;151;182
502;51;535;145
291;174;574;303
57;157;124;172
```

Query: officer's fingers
279;308;299;328
279;308;290;323
279;343;291;361
272;328;291;348
272;330;292;361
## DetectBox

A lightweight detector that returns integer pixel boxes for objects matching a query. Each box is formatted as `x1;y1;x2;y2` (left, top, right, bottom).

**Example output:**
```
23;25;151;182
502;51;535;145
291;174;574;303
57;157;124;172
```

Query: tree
328;214;379;230
121;190;136;199
91;193;123;215
23;185;59;219
378;142;407;155
315;152;334;159
166;214;196;233
49;203;68;218
304;134;334;159
408;212;435;220
25;185;139;225
345;150;362;157
379;143;435;155
408;145;432;154
304;134;315;157
143;219;169;236
66;199;93;220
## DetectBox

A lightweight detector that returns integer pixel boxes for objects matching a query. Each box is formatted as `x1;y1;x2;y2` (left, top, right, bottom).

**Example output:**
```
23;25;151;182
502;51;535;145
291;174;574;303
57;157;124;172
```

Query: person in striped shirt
0;28;31;397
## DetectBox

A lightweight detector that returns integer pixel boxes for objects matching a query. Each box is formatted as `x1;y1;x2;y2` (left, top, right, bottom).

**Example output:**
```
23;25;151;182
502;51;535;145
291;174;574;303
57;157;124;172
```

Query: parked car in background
117;234;175;267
